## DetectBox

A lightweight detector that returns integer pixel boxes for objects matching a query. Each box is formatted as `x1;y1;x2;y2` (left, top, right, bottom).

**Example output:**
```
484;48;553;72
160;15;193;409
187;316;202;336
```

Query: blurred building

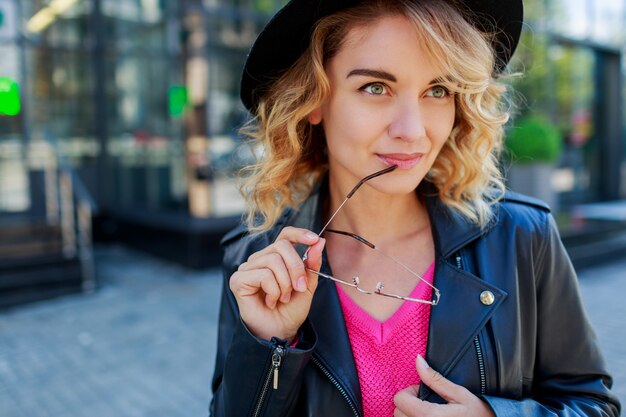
508;0;626;266
0;0;285;287
0;0;625;303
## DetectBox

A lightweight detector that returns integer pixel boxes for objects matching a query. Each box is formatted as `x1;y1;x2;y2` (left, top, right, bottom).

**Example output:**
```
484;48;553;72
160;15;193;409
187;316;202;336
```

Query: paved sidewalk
578;260;626;404
0;245;624;417
0;246;222;417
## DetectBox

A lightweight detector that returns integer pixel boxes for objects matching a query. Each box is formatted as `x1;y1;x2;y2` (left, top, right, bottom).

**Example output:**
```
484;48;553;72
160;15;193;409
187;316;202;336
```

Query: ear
307;107;322;125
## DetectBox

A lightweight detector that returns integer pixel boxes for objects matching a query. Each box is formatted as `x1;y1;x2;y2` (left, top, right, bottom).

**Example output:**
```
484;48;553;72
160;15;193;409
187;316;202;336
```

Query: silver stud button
480;291;495;306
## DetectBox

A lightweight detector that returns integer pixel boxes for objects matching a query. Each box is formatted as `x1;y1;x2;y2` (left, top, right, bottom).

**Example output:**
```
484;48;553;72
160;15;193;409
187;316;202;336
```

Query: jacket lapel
422;187;507;398
285;181;508;408
309;274;364;413
286;182;364;414
425;260;506;378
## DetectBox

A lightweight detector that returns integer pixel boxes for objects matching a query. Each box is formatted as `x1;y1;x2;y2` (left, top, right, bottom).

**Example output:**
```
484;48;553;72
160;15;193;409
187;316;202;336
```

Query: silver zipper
251;344;284;417
456;252;487;394
473;336;487;394
311;356;360;417
272;346;284;390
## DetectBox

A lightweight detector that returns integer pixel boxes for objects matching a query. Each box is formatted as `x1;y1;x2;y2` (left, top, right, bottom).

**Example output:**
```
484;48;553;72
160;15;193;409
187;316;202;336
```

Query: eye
427;85;450;99
361;82;388;96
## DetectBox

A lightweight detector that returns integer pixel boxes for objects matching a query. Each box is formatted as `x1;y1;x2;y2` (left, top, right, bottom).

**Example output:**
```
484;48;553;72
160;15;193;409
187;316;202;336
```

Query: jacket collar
286;180;365;411
287;179;496;259
420;182;497;258
284;180;506;409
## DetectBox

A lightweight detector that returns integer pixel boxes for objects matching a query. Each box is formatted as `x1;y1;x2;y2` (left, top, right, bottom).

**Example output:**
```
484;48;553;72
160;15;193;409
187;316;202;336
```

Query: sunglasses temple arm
321;165;398;237
346;165;397;198
303;195;350;261
305;267;357;288
377;250;440;297
303;165;397;261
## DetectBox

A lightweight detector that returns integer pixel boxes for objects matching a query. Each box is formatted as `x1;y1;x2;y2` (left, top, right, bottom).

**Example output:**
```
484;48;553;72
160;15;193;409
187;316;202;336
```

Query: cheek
428;106;456;148
323;102;375;149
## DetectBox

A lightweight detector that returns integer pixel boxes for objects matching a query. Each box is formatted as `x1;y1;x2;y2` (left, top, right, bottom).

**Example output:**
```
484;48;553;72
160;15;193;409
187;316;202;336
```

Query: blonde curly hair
240;0;510;232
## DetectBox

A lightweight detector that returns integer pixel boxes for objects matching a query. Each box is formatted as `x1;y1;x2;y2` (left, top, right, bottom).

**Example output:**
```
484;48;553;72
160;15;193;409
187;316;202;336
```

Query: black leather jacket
210;183;620;417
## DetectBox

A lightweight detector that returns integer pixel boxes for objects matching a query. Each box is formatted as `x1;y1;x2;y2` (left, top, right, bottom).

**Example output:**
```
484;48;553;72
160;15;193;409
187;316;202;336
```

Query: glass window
0;1;26;213
509;0;626;209
23;0;92;46
549;0;626;47
105;52;187;210
25;47;96;151
0;43;28;213
102;0;163;23
551;46;599;205
0;44;22;139
101;0;168;51
203;0;286;13
97;0;187;212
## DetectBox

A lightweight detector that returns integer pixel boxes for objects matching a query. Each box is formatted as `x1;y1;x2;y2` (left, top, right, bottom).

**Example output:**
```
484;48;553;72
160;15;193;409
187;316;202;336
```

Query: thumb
416;355;467;403
303;238;325;291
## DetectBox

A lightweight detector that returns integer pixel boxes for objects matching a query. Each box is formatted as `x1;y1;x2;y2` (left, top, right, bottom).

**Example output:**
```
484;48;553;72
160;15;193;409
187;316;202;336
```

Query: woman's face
310;15;456;196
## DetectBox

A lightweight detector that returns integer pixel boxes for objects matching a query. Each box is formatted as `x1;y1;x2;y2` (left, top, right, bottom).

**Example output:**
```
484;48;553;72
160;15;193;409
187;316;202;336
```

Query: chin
373;175;424;196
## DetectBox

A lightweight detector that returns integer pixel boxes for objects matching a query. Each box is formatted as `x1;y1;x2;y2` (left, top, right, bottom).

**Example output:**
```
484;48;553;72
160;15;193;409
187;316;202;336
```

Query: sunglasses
304;165;440;305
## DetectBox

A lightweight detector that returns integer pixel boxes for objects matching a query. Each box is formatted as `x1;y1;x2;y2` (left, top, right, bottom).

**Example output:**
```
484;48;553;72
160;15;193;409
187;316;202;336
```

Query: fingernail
281;292;291;303
417;354;430;370
305;232;319;241
296;276;307;292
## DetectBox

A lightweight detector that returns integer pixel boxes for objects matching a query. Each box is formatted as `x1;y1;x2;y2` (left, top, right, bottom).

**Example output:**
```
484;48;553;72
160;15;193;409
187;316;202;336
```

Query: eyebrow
347;69;397;82
430;76;448;85
347;69;449;86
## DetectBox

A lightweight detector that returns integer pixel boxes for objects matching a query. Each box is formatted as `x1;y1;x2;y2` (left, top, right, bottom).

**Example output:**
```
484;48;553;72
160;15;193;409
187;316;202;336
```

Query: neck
325;175;429;243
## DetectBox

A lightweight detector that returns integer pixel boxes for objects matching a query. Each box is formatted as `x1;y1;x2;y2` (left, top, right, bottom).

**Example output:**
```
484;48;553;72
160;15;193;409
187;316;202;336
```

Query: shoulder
499;190;551;213
495;190;551;226
490;190;555;245
220;209;294;270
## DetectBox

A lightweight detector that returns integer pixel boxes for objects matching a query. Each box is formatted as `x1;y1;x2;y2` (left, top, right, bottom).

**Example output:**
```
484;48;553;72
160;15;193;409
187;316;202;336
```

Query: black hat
241;0;524;112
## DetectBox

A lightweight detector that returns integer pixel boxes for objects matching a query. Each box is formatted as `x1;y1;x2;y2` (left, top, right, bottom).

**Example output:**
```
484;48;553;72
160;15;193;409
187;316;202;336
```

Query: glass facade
101;0;187;212
551;0;626;46
509;0;626;212
0;0;624;227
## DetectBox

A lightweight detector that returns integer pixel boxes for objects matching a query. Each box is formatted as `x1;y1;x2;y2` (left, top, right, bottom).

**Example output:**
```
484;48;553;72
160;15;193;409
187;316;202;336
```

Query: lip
376;153;424;169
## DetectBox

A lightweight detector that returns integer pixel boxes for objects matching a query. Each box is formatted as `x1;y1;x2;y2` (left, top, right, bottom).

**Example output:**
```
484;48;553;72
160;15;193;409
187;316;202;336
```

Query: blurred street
0;245;624;417
0;246;221;417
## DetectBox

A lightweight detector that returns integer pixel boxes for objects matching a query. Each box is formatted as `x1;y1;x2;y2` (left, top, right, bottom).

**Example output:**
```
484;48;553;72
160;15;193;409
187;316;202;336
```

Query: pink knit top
336;262;435;417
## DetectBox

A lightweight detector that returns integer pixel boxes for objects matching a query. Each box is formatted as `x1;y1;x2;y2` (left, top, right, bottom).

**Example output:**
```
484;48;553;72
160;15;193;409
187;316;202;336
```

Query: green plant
505;116;562;164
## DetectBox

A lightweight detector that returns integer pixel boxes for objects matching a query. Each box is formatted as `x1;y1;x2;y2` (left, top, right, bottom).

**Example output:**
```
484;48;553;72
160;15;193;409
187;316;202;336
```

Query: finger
247;227;319;262
231;268;281;309
272;239;308;294
239;243;304;298
402;384;420;397
301;238;325;293
393;388;436;416
246;227;318;263
258;269;282;309
275;226;320;245
260;251;295;303
304;237;325;271
393;409;410;417
416;355;468;404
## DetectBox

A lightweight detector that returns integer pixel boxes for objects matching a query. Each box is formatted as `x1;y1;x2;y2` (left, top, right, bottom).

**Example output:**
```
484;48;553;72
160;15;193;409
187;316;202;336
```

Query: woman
210;0;620;416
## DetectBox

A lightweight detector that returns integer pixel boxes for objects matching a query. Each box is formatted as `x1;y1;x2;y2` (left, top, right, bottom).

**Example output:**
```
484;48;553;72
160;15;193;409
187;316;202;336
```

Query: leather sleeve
484;213;621;417
209;236;317;417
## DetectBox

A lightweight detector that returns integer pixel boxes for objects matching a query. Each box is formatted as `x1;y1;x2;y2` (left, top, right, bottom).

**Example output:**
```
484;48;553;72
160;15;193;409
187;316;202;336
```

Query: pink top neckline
336;262;435;417
335;262;435;345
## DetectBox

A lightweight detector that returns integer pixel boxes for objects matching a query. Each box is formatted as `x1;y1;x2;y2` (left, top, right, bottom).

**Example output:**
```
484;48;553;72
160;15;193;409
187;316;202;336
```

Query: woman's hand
393;355;496;417
229;226;326;342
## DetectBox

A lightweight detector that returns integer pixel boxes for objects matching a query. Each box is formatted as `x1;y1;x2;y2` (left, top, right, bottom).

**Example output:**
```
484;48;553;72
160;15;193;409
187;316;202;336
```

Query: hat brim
241;0;523;112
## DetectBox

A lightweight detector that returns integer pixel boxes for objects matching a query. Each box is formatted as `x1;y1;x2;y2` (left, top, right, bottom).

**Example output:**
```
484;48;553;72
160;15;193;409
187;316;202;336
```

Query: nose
387;99;427;142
